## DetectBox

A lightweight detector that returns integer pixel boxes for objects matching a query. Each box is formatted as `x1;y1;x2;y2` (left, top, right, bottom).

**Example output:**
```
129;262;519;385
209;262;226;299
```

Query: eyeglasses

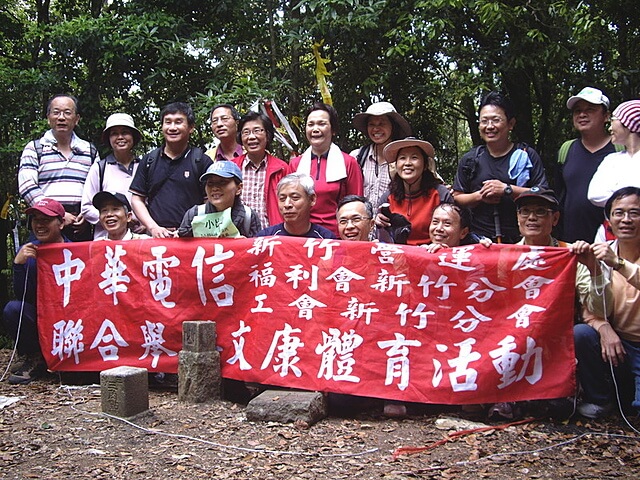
211;115;233;124
479;117;505;127
49;109;76;118
610;209;640;220
241;127;265;137
517;207;554;218
338;216;371;226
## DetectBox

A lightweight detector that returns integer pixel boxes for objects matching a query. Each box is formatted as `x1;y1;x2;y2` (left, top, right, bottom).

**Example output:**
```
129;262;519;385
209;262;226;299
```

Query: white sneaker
577;401;613;419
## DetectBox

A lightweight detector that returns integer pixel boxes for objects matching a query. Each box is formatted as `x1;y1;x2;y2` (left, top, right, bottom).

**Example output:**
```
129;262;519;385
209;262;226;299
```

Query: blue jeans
1;300;40;356
574;323;640;410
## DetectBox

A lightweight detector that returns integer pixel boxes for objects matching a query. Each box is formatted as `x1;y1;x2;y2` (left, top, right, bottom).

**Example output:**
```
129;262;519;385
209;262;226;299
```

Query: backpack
557;139;624;165
196;203;252;235
356;145;371;170
144;146;206;199
33;138;98;165
460;143;529;184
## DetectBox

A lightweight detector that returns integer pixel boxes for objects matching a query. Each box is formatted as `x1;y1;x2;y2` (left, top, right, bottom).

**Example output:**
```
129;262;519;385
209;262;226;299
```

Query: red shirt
288;150;363;236
388;189;442;245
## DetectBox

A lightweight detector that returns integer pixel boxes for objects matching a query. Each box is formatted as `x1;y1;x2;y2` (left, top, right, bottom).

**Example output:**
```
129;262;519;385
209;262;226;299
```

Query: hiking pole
493;206;502;243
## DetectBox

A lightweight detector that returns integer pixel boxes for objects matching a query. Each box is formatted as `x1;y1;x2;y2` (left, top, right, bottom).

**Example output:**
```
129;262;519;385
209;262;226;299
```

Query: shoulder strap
557;139;576;165
190;147;204;178
89;143;98;163
97;158;107;192
32;137;97;164
356;145;369;169
243;205;252;235
437;185;450;203
461;145;482;182
145;147;166;198
33;139;43;161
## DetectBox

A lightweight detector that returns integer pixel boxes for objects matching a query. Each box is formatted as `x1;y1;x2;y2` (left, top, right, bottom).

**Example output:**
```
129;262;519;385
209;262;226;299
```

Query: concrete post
178;321;221;403
100;366;149;418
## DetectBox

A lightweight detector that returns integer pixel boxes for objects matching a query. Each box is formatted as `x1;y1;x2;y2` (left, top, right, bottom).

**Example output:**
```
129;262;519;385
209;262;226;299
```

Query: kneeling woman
376;138;453;245
178;161;260;238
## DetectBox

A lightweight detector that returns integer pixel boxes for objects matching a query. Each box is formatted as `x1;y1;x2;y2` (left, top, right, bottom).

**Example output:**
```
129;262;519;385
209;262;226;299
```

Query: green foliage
0;0;638;189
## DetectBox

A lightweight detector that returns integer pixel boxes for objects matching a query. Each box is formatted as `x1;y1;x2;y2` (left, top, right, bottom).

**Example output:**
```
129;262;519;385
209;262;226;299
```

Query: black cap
515;187;559;210
92;191;132;212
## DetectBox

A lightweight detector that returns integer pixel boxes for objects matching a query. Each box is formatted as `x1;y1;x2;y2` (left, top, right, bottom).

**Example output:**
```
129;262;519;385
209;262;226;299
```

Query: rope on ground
392;417;537;460
59;385;379;459
392;415;640;466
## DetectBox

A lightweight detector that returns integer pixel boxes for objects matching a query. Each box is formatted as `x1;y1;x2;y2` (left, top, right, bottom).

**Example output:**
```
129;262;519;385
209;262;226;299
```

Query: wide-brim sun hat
383;137;439;178
353;102;412;138
102;113;142;145
383;137;435;163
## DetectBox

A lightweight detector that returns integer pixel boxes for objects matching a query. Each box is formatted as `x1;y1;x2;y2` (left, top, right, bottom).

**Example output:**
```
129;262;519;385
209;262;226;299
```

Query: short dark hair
337;195;374;219
160;102;195;126
479;91;515;121
307;102;339;135
605;186;640;219
432;203;472;230
237;111;275;145
46;94;80;115
211;103;241;121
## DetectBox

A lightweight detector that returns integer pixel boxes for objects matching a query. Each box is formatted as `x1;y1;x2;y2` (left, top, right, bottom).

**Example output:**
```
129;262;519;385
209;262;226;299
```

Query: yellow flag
312;40;332;105
1;194;13;219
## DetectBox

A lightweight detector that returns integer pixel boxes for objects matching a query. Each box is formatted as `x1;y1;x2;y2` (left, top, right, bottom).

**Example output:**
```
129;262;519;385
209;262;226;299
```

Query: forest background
0;0;638;308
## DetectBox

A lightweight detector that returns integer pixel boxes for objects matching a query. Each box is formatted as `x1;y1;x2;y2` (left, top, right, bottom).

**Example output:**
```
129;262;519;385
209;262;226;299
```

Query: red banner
37;238;576;404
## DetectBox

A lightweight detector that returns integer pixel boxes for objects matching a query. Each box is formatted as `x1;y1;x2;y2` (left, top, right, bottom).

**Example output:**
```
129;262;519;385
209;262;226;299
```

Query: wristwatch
612;257;625;271
504;184;513;196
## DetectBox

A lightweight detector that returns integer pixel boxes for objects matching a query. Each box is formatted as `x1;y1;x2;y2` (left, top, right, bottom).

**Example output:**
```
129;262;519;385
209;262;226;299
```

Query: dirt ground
1;350;640;479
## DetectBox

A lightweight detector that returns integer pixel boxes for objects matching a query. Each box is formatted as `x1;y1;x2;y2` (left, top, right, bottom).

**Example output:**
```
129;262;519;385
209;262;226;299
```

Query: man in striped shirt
18;94;98;241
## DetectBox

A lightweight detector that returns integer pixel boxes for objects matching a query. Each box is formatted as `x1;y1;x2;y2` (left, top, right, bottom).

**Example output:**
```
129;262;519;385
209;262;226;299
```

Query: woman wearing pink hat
81;113;143;239
588;100;640;209
351;102;412;211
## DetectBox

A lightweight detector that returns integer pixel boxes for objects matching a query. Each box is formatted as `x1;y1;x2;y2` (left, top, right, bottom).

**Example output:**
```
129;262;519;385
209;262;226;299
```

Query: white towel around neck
296;143;347;183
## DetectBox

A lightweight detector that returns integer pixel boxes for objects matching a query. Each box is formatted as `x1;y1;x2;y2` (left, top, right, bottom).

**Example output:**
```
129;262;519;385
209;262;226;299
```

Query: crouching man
575;186;640;419
2;198;70;384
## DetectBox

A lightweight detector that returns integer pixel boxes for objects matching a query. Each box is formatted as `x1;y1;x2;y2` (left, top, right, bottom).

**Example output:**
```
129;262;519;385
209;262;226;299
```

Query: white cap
566;87;610;110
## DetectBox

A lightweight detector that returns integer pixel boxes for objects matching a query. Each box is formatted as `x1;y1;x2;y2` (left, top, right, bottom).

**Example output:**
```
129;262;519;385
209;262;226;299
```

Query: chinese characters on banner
37;237;577;405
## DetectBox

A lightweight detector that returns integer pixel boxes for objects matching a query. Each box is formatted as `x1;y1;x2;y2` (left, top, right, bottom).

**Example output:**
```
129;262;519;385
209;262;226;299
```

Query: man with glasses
207;104;244;162
486;187;607;420
18;94;98;241
232;111;287;229
336;195;375;242
575;186;640;419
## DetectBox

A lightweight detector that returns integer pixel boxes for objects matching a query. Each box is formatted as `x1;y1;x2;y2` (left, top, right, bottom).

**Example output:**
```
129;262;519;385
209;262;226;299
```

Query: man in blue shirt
256;173;336;239
2;198;70;384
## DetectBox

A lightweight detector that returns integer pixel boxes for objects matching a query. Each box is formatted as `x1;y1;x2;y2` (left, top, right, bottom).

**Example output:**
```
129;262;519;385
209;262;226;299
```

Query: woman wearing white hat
351;102;412;211
375;138;453;245
81;113;143;239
